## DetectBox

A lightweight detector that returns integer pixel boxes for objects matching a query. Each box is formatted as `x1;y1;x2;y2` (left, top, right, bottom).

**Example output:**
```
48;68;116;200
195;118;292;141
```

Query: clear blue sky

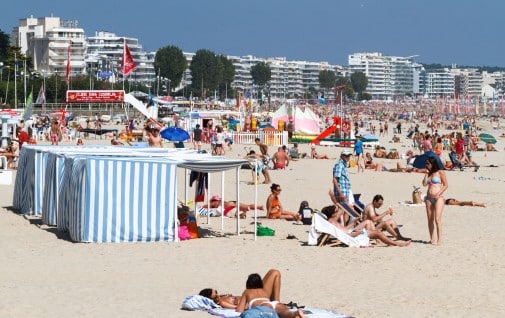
1;0;503;67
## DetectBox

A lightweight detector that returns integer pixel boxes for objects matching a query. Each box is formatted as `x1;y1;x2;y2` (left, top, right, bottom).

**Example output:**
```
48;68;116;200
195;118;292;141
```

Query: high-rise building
12;16;87;77
86;31;155;84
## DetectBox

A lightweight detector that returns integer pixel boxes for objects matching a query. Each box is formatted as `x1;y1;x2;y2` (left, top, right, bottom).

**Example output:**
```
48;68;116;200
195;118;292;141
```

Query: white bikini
248;297;279;310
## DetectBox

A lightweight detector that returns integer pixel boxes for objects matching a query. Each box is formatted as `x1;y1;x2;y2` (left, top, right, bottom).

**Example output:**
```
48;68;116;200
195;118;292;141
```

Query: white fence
230;131;288;146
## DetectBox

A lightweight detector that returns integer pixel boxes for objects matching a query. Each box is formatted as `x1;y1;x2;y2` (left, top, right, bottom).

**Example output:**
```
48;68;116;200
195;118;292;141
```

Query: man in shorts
193;124;202;151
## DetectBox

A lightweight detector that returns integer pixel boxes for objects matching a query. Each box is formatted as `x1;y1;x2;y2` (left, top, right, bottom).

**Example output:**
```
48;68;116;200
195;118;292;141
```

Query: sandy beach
1;120;505;317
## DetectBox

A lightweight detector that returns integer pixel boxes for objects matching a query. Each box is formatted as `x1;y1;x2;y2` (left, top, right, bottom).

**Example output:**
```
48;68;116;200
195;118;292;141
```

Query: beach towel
208;307;353;318
182;294;220;311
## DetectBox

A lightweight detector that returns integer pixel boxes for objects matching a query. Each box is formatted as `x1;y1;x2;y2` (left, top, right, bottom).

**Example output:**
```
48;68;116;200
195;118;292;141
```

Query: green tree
336;77;355;99
189;49;223;97
0;29;9;61
250;61;271;102
153;45;187;91
318;69;336;96
350;71;368;99
218;54;235;99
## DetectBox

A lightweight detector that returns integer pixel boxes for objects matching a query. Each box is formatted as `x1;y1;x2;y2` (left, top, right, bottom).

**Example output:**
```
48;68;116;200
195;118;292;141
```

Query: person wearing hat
333;150;353;203
353;134;364;173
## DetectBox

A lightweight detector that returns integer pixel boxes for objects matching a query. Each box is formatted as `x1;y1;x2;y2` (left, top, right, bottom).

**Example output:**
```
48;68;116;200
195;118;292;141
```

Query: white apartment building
425;69;454;98
12;16;87;77
227;55;341;100
348;52;417;100
86;31;155;84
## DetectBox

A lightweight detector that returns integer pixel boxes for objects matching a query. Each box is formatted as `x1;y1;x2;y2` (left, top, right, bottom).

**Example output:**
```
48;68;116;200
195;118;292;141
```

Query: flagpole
14;53;17;109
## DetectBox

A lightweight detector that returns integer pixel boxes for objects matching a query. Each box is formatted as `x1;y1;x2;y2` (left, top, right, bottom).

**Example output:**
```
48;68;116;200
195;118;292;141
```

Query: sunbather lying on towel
321;205;411;247
198;288;241;309
445;198;486;207
236;269;305;318
203;195;264;218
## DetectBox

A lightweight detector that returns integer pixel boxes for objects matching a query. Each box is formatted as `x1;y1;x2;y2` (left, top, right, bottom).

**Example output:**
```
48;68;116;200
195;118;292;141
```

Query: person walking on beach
353;135;365;173
333;150;353;203
422;156;448;245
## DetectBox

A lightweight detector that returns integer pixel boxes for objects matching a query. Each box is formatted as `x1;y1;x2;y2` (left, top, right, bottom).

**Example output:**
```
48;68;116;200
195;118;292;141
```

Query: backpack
298;201;313;225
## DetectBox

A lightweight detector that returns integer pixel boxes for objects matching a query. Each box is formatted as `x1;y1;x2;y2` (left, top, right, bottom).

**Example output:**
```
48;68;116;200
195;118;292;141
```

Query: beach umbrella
160;127;190;142
478;133;497;144
361;133;378;141
412;151;445;170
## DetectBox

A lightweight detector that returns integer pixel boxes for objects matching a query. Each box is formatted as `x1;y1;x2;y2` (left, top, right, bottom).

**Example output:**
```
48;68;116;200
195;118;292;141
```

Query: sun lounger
308;213;369;247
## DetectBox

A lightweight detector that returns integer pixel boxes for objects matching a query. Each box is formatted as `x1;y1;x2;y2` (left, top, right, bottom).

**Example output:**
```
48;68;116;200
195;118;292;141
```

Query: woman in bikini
236;269;305;318
422;156;448;245
266;184;302;223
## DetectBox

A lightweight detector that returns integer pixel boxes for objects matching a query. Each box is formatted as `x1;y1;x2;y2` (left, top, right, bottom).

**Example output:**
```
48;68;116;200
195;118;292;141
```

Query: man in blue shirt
333;150;353;203
354;134;364;173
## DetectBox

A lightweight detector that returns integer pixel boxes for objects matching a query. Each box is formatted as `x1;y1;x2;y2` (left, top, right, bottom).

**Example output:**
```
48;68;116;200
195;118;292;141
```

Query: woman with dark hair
236;269;305;317
198;288;241;309
266;183;302;223
422;156;448;245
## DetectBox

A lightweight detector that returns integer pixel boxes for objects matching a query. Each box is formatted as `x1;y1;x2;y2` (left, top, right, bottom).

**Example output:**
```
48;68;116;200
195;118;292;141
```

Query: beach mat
208;307;353;318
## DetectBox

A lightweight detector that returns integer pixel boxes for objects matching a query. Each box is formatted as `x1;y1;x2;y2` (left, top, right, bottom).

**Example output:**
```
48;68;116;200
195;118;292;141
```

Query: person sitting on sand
364;152;387;171
310;145;331;159
392;134;400;143
236;269;305;318
363;194;410;241
288;143;306;160
486;143;497;151
374;146;386;158
445;198;486;207
266;183;302;223
321;205;411;247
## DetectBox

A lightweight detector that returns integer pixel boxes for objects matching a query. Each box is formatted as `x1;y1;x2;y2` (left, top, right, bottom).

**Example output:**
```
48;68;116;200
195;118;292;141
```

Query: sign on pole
66;90;125;103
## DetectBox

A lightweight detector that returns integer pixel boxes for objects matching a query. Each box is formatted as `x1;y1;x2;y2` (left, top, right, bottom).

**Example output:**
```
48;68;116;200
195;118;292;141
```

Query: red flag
121;41;137;77
66;42;71;84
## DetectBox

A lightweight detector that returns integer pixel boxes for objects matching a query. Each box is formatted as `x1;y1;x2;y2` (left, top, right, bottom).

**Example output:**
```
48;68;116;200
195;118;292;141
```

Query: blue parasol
160;127;190;142
412;151;445;170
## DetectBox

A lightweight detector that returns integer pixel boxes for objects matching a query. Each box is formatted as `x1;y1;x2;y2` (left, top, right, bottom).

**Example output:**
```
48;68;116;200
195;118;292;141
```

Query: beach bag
298;201;313;225
178;225;191;240
257;224;275;236
240;306;279;318
412;186;422;204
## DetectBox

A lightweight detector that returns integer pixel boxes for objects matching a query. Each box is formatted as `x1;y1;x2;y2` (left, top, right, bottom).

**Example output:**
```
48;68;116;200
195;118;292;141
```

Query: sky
1;0;503;67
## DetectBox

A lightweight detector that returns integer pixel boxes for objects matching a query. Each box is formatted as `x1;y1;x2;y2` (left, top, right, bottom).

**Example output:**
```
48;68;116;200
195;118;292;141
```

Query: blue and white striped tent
61;156;181;243
13;145;248;243
14;145;195;217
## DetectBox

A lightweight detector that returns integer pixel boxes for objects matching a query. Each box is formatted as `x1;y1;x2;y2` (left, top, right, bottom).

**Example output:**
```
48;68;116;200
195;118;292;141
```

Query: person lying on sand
198;288;242;309
445;198;486;207
203;195;264;218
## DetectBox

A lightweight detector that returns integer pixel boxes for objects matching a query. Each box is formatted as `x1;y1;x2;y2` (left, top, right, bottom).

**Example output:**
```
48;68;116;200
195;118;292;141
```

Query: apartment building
86;31;155;84
348;52;418;100
228;55;342;100
12;16;87;76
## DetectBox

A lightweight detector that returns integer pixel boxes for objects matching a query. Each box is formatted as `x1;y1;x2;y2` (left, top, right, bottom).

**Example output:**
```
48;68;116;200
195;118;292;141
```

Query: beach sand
1;121;504;317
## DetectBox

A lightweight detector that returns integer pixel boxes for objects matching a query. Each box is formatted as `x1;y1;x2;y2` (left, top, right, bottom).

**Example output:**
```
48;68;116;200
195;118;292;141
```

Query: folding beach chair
308;213;369;247
448;151;464;171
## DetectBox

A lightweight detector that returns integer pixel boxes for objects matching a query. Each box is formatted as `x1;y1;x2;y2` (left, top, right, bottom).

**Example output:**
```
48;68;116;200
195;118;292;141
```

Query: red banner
66;90;125;103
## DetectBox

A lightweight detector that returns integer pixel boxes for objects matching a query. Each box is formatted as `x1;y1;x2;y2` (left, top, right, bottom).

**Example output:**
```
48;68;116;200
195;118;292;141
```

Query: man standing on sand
333;150;353;203
272;146;289;169
193;124;202;151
